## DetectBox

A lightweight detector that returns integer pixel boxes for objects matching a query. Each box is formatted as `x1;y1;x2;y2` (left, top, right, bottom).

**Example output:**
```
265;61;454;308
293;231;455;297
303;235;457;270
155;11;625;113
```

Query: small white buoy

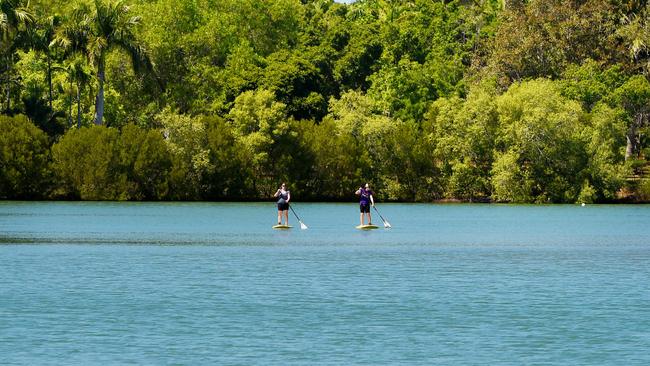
581;203;586;207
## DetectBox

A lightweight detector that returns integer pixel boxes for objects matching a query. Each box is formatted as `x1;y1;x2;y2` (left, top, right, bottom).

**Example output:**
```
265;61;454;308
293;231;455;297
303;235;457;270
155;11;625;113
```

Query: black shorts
360;204;370;213
278;202;289;211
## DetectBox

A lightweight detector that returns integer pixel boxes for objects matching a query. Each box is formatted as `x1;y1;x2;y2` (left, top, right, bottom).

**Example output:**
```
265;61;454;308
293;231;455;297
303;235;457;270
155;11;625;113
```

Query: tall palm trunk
93;56;105;125
4;80;9;112
47;54;53;111
4;55;11;112
68;77;73;127
77;81;82;129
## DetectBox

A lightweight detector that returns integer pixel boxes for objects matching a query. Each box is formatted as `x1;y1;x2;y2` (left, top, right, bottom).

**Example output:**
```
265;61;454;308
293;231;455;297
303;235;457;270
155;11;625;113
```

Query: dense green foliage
0;115;51;198
52;124;171;199
1;0;650;202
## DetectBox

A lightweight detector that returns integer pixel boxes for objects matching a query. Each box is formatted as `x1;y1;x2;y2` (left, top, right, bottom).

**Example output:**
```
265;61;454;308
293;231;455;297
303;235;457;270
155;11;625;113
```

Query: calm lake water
1;201;649;365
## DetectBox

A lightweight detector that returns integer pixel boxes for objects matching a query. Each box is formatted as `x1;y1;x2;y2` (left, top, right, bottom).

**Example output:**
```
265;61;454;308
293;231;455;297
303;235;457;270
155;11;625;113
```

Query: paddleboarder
274;183;291;226
355;183;375;226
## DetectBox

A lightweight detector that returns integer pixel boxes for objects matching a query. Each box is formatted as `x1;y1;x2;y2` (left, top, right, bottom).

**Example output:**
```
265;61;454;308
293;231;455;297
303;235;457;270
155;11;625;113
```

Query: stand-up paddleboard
272;224;292;230
356;224;379;230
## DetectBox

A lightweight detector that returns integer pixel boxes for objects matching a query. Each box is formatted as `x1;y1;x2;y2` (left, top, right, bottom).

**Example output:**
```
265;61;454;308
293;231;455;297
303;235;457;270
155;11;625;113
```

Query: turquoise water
1;202;649;365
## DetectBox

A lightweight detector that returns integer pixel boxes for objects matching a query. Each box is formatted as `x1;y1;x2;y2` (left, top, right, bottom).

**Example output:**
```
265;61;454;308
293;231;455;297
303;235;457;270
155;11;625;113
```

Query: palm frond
13;8;33;26
1;13;9;35
117;39;154;74
87;36;107;66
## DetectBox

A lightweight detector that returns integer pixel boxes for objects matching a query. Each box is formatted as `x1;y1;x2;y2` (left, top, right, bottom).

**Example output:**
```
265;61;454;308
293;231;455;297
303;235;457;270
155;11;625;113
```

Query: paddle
373;205;392;228
289;205;308;230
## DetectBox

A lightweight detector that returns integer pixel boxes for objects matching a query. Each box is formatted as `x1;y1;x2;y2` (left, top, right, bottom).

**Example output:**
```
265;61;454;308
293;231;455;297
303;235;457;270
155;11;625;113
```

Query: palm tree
65;57;91;129
618;3;650;74
0;0;33;42
1;0;34;112
19;15;61;111
54;0;152;125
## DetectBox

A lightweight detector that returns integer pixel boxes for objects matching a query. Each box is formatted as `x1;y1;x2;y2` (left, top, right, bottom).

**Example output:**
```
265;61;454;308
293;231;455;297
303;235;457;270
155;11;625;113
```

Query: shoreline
1;198;648;204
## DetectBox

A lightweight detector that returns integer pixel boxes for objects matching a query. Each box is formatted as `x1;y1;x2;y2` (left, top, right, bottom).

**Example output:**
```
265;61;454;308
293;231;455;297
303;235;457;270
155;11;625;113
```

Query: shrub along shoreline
2;104;649;203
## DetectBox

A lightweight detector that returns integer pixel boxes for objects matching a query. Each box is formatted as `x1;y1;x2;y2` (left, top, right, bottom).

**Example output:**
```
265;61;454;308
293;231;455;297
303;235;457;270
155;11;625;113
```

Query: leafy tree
132;0;204;113
380;120;441;201
561;60;627;112
227;89;290;196
262;49;329;121
156;109;212;200
326;89;415;198
118;124;172;200
493;79;588;203
489;0;623;86
333;21;382;91
612;75;650;160
52;125;122;199
52;124;172;200
490;149;534;202
197;41;265;115
581;103;627;201
0;114;51;198
368;59;434;122
203;115;253;199
426;83;499;200
296;116;370;200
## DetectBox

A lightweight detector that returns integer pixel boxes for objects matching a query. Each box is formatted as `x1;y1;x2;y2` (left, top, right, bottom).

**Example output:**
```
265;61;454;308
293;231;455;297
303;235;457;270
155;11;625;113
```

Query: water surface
1;202;649;365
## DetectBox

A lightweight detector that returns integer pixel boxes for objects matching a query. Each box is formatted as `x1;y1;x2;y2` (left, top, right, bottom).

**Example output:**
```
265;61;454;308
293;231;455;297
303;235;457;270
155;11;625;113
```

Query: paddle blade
383;220;392;228
300;221;308;230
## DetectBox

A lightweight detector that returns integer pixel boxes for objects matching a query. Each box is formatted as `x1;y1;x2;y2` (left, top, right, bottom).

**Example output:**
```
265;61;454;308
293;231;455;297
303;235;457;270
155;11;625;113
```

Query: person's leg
360;206;365;225
367;211;372;225
277;210;282;225
284;210;289;225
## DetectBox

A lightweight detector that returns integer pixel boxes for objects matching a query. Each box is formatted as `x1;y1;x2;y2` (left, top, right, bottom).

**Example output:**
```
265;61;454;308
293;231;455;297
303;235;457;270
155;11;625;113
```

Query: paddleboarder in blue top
355;183;375;226
274;183;291;225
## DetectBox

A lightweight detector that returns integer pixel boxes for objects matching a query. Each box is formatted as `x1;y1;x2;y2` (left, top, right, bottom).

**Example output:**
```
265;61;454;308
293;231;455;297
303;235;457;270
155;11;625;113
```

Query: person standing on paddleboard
355;183;375;226
274;183;291;226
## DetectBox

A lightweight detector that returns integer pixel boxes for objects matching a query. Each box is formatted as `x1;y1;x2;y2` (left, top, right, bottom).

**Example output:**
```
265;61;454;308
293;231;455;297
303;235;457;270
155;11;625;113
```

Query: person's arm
274;189;280;198
370;193;375;206
355;187;361;195
287;191;291;203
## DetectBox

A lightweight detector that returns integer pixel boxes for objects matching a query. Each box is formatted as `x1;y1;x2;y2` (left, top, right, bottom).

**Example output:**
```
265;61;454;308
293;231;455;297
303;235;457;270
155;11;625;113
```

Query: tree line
1;0;649;202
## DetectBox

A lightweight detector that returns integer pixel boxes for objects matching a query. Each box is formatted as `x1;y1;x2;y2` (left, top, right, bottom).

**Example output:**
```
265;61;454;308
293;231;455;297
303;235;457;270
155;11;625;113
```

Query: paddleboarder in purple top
274;183;290;226
355;183;375;226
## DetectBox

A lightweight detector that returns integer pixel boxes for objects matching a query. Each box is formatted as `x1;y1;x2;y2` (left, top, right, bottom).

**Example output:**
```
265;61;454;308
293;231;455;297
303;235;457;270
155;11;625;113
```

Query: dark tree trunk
4;55;10;112
68;77;73;128
626;113;647;161
47;54;53;111
94;57;105;126
4;79;9;112
77;81;82;129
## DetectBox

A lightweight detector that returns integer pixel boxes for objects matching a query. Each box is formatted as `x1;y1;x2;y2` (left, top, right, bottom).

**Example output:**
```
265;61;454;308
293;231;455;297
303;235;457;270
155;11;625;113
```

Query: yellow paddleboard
356;224;379;230
272;225;292;229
